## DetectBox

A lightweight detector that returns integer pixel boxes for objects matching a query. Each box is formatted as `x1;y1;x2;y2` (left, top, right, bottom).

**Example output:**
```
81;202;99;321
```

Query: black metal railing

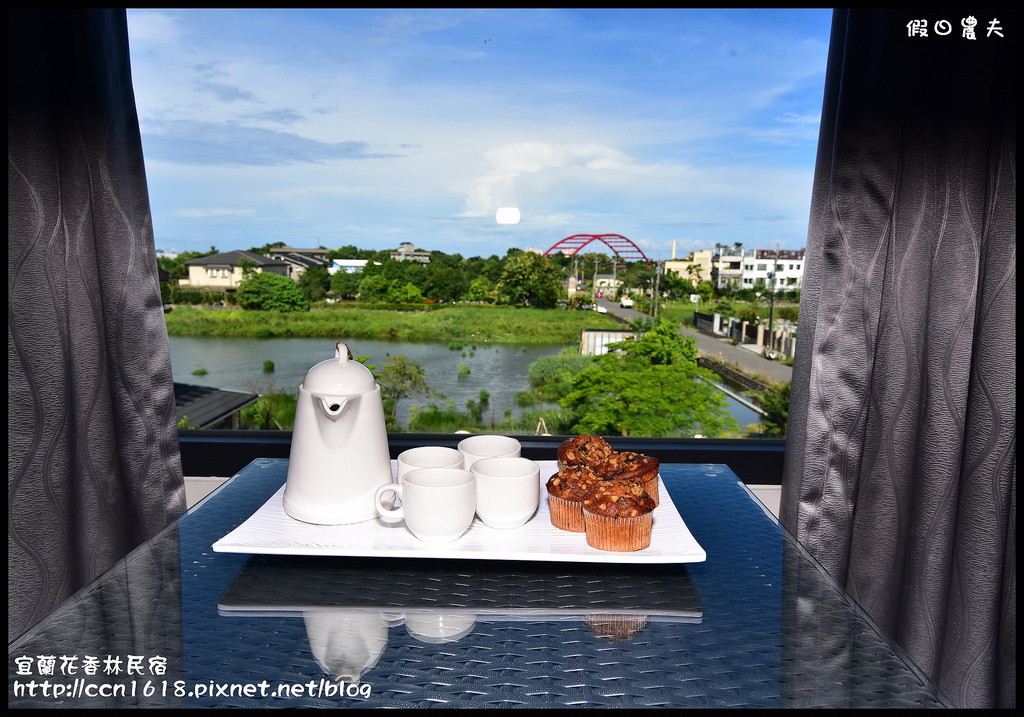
178;430;786;486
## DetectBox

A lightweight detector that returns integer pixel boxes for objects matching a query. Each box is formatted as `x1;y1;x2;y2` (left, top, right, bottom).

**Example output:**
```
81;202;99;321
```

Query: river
168;336;763;431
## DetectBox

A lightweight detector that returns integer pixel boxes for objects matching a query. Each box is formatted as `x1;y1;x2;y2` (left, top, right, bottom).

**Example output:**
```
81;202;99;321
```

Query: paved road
595;297;793;385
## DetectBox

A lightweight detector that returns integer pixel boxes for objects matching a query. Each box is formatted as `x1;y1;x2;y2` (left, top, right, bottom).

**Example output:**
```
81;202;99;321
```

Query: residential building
180;250;289;290
269;246;331;280
711;246;806;292
329;258;370;275
664;248;713;284
713;246;746;290
593;273;623;295
743;249;806;291
389;242;431;263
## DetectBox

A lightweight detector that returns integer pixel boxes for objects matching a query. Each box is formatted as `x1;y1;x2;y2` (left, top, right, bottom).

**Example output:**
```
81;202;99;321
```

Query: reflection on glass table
217;552;704;685
8;459;955;709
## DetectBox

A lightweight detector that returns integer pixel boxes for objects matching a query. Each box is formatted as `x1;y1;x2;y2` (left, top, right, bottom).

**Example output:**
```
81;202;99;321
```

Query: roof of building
274;246;329;255
273;251;330;268
183;250;288;267
174;382;260;429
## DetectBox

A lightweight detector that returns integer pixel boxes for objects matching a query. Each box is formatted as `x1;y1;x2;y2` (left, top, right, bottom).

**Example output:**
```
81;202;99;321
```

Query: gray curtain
781;8;1015;709
8;9;187;641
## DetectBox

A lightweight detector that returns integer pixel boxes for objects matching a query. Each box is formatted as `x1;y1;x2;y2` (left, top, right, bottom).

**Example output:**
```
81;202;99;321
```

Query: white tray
212;460;706;564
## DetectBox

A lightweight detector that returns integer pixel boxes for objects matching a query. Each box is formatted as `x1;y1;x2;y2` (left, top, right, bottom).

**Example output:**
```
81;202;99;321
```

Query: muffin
545;465;605;533
556;435;615;471
591;451;661;505
584;613;650;643
580;481;656;551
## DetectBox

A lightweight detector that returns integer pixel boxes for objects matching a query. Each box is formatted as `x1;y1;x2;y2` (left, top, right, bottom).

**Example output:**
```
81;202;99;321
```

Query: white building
389;242;430;263
742;249;805;291
713;247;805;292
329;258;370;275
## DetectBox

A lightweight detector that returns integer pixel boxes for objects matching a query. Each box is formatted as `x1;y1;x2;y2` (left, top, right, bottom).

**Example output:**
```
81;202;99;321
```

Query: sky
126;8;834;261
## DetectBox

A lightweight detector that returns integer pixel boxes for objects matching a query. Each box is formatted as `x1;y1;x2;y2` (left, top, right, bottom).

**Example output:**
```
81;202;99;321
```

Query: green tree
238;391;297;430
496;252;561;308
478;255;504;283
660;269;694;298
247;240;286;256
759;381;790;437
298;265;331;303
385;280;422;304
358;273;389;301
423;265;465;303
465;277;493;303
236;272;309;311
619;316;699;365
377;355;443;428
695;280;715;303
159;247;218;284
237;256;260;280
560;318;738;437
330;270;361;299
620;261;656;299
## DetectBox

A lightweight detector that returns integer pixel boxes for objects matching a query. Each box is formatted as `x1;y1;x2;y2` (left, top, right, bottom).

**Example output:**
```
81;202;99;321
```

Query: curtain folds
780;9;1015;709
8;9;186;641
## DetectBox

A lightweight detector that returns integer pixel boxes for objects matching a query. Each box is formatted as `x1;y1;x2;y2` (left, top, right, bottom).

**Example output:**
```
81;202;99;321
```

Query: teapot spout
314;394;351;420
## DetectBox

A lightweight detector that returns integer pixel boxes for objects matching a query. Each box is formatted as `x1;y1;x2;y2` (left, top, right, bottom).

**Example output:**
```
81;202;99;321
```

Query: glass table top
9;458;954;708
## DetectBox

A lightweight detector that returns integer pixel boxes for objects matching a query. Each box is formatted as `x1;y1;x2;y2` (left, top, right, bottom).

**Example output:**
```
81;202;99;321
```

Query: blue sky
126;8;833;260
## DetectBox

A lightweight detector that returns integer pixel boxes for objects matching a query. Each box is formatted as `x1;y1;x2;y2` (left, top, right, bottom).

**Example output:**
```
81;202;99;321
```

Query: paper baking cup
636;474;659;505
582;510;653;551
547;494;585;532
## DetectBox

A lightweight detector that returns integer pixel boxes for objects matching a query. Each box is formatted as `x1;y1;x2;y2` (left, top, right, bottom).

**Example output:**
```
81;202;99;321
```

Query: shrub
237;272;309;312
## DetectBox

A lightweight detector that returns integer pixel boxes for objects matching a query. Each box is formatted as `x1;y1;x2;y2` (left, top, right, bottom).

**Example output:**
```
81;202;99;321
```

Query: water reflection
169;336;565;427
168;336;763;431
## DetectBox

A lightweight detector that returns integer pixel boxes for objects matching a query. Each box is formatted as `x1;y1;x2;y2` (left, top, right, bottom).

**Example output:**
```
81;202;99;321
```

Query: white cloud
129;9;833;255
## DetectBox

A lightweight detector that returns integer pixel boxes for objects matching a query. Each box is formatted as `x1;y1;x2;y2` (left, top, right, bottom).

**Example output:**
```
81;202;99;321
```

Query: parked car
595;305;608;313
619;296;635;308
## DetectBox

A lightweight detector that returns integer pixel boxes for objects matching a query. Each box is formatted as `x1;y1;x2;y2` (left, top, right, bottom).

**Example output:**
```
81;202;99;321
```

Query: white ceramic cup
457;434;521;471
471;456;541;529
396;446;464;484
374;468;476;543
403;612;477;644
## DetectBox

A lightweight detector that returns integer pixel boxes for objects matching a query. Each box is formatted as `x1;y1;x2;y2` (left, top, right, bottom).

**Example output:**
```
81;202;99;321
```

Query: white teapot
304;610;389;684
283;341;392;525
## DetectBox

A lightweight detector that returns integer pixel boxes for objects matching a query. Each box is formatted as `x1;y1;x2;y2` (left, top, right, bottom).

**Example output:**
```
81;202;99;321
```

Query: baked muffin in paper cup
545;465;604;533
556;434;615;472
584;613;651;643
591;451;660;505
581;481;656;551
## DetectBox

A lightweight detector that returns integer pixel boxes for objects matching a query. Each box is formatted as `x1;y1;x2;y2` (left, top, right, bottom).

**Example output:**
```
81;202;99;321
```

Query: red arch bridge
542;234;650;264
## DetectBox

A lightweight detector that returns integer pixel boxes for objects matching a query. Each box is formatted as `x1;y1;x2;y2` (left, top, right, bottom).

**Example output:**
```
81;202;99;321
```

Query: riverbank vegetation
395;318;740;438
164;304;621;345
164;241;795;437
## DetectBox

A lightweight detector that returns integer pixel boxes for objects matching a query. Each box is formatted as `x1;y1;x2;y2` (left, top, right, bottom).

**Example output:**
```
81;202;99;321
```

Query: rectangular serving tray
212;460;706;564
217;554;703;623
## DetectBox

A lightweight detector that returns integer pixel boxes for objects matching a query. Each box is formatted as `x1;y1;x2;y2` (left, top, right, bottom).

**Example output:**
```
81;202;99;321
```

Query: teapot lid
302;341;376;394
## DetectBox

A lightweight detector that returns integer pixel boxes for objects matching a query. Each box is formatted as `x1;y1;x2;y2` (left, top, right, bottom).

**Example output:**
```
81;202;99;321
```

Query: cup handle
375;483;403;519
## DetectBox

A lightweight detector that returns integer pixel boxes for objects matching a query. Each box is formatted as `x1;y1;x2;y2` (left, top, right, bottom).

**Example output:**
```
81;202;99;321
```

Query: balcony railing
178;430;786;486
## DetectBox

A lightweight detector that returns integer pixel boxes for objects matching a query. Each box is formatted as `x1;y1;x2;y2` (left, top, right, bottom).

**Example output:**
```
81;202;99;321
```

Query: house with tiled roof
180;250;289;290
269;246;331;280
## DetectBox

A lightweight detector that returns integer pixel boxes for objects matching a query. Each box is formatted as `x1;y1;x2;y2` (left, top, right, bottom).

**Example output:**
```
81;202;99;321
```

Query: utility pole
653;261;662;318
766;246;779;359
